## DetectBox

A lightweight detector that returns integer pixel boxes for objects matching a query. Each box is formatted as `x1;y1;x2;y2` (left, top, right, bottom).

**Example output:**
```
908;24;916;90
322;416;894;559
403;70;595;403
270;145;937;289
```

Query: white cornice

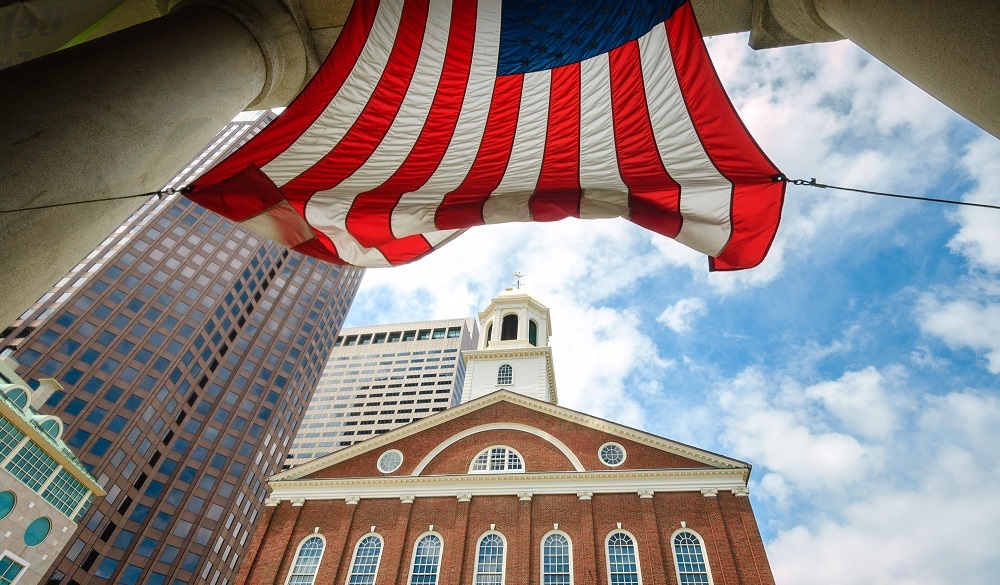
271;391;747;482
268;468;748;502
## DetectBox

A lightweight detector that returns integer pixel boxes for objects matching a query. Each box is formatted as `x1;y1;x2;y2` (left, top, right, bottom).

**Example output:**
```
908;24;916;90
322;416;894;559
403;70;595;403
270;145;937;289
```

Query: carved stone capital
637;490;655;499
345;496;361;506
732;486;750;497
264;497;281;507
457;493;472;502
701;489;718;498
290;497;305;507
577;491;593;500
517;492;533;501
400;495;415;504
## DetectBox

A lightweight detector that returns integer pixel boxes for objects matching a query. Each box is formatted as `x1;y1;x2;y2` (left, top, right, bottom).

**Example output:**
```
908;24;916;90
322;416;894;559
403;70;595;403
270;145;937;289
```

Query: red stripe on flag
378;234;434;265
281;0;431;208
345;0;478;248
292;236;347;265
664;3;784;270
435;74;524;230
608;40;682;238
194;0;381;189
530;62;582;222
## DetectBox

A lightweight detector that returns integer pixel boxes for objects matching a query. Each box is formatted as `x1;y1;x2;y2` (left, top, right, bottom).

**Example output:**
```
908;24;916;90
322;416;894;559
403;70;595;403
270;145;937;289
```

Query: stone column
754;0;1000;139
0;0;312;327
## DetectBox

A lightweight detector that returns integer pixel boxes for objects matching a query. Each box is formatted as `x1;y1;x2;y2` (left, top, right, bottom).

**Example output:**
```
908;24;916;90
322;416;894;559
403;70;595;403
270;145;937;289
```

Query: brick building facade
236;392;774;585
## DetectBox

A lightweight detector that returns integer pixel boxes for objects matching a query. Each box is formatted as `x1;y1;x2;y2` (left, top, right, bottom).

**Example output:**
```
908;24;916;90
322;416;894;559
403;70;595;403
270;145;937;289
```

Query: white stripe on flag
482;69;550;224
578;51;630;220
638;23;733;256
261;0;405;186
324;0;453;194
390;0;502;238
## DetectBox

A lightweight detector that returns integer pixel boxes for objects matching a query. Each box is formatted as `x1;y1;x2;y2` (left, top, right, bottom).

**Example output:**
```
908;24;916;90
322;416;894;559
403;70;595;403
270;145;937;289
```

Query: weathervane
512;272;525;290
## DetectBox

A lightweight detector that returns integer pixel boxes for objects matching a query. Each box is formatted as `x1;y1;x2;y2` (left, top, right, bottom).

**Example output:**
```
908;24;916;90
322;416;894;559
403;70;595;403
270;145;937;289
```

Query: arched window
485;324;493;345
287;535;325;585
606;531;640;585
528;320;538;346
497;364;513;386
542;532;572;585
408;533;443;585
470;446;524;473
474;533;506;585
347;535;383;585
672;530;713;584
500;314;518;341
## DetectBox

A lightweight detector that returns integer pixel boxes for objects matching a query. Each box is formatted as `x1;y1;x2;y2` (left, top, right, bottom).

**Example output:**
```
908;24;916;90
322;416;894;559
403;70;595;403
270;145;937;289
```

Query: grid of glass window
347;535;383;585
471;446;523;473
599;443;625;467
73;492;94;522
42;467;89;516
0;416;25;459
475;534;505;585
0;557;25;585
673;531;711;584
542;533;571;585
288;536;325;585
497;364;513;385
409;534;442;585
5;441;58;491
606;532;640;585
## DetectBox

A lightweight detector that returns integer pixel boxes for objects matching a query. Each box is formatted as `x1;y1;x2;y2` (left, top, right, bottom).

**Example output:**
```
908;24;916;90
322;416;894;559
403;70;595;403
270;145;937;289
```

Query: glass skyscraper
0;112;364;585
285;318;478;467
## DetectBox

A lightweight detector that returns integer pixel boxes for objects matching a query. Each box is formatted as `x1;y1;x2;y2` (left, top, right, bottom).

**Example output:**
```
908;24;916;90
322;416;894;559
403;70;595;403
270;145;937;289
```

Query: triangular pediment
272;391;747;483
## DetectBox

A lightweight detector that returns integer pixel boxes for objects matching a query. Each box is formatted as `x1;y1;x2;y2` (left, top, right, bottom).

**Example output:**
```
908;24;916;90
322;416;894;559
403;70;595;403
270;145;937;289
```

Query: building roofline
271;390;748;482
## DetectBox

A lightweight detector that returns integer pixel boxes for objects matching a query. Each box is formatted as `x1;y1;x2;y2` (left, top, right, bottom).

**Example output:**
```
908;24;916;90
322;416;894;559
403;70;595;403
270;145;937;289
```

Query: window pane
673;532;711;584
347;535;382;585
607;532;639;585
475;534;505;585
543;533;571;585
288;536;325;585
409;534;442;585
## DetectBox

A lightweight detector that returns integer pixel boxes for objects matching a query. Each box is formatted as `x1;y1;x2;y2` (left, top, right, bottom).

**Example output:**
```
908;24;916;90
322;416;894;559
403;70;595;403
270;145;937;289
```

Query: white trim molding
269;468;747;502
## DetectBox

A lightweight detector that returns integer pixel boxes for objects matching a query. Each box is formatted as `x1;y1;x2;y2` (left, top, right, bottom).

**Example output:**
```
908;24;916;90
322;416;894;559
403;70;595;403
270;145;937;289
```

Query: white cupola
460;289;557;404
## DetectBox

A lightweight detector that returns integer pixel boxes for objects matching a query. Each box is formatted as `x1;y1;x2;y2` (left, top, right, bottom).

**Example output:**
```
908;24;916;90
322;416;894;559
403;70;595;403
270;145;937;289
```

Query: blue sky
344;34;1000;584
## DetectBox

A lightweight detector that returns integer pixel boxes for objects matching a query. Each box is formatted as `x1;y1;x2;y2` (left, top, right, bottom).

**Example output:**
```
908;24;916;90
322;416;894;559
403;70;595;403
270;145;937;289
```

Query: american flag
188;0;784;270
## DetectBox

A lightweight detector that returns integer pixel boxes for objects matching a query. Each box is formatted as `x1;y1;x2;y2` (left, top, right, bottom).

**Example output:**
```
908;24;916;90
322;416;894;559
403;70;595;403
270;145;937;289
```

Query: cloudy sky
343;33;1000;584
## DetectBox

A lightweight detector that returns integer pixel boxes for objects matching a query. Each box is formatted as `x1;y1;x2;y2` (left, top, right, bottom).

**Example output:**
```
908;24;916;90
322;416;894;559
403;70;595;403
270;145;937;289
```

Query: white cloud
917;296;1000;373
656;297;707;334
948;136;1000;271
803;367;903;440
766;390;1000;585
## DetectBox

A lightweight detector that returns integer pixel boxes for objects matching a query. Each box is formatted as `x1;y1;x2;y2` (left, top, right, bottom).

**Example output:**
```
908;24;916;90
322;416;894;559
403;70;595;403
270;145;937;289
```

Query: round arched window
377;449;403;473
599;442;626;467
24;517;51;546
0;491;15;520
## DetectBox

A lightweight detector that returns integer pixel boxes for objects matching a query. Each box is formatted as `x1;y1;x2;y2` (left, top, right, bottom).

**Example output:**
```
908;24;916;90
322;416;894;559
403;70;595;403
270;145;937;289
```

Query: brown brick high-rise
0;111;365;585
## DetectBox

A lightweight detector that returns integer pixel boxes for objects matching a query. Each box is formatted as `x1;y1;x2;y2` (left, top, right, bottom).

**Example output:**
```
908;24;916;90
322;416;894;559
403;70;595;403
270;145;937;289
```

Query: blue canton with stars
497;0;687;76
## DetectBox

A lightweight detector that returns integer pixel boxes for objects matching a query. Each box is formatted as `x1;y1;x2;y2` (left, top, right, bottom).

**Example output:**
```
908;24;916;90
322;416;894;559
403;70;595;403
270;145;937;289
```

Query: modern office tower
1;357;104;585
285;318;478;467
0;113;365;585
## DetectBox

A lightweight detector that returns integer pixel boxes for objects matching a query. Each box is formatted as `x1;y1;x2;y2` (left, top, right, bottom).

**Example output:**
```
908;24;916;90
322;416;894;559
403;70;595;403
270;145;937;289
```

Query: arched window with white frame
671;529;714;585
346;534;384;585
541;531;572;585
606;531;641;585
408;533;443;585
497;364;513;386
469;445;524;473
286;535;325;585
474;532;506;585
501;314;518;340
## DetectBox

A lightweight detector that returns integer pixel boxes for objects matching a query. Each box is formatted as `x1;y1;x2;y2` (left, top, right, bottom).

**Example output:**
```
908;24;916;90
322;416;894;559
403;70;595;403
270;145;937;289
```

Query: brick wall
240;491;772;585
